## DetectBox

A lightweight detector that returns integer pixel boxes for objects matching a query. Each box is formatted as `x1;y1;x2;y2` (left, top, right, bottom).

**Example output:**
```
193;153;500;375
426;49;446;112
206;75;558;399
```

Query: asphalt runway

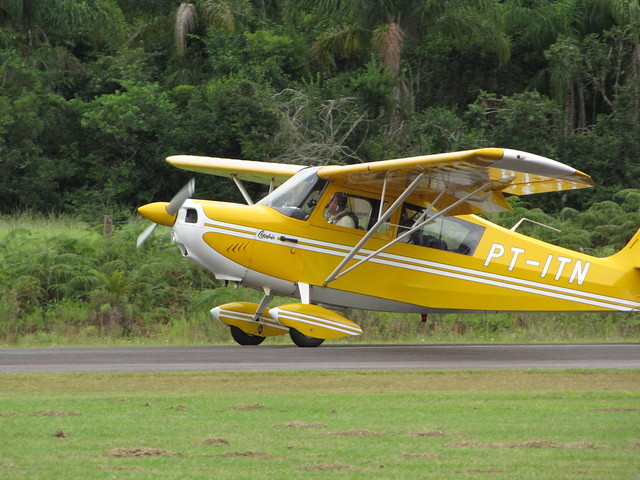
1;344;639;373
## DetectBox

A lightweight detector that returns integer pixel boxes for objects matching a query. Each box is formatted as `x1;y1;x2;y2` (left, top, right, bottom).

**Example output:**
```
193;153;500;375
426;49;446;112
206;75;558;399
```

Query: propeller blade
136;223;157;249
137;179;195;249
166;178;195;216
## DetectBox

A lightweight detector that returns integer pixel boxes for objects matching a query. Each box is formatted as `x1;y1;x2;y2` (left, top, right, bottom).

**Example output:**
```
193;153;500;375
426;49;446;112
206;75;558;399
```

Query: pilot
325;192;358;228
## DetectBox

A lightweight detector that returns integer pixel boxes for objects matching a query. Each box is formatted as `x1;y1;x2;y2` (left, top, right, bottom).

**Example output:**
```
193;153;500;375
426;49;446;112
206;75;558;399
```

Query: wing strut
323;172;426;286
323;180;495;285
378;174;389;219
232;174;254;205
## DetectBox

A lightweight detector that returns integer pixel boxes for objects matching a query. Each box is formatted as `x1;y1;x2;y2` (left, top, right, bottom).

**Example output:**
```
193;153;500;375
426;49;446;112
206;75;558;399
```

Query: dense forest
1;0;639;216
1;0;640;344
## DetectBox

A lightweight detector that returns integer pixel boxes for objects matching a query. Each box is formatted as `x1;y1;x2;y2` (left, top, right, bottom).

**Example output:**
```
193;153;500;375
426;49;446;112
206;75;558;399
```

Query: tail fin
615;228;640;268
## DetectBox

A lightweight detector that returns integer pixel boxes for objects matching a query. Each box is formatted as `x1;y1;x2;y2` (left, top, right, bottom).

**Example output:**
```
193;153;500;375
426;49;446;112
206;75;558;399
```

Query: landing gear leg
252;288;274;322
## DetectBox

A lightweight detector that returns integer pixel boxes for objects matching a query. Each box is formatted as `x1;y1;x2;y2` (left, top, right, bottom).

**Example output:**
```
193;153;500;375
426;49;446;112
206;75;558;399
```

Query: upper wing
167;155;305;187
167;148;594;215
317;148;594;214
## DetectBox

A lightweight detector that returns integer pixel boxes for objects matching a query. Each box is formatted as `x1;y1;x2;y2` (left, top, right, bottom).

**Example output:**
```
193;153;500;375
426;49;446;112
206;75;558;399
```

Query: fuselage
170;185;640;314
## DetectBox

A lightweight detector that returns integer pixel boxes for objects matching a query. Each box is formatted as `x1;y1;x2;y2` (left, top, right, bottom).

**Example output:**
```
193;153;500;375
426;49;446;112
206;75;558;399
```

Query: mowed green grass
1;370;639;480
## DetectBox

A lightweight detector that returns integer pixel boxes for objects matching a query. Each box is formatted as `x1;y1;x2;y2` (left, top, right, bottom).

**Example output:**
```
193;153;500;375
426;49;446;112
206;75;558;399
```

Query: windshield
258;167;326;220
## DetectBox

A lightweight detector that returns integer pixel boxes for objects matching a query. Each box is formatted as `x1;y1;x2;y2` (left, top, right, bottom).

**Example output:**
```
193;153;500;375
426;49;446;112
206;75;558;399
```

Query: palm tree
174;0;250;56
308;0;510;130
506;0;640;130
506;0;606;133
0;0;124;47
608;0;640;119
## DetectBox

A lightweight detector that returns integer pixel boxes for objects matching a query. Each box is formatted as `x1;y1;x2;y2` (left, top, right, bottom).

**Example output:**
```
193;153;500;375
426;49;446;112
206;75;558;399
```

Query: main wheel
289;328;325;348
230;326;266;346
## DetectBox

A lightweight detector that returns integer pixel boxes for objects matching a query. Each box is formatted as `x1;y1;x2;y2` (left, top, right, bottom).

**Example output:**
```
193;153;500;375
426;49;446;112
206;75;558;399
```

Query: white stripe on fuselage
202;220;640;311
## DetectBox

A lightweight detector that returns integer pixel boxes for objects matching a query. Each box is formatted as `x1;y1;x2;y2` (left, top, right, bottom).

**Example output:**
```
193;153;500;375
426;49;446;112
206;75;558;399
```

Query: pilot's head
327;192;347;215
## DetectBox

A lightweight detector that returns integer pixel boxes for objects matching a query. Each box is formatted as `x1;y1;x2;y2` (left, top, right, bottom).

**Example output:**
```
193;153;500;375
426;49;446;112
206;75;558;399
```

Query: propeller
166;178;196;216
136;179;195;248
136;222;158;249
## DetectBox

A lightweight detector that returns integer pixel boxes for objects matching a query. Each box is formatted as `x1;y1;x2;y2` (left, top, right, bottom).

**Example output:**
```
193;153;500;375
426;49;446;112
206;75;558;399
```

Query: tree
78;83;179;207
0;0;124;48
504;0;640;132
272;88;371;165
505;0;590;133
308;0;510;131
544;35;588;134
174;0;250;56
608;0;640;119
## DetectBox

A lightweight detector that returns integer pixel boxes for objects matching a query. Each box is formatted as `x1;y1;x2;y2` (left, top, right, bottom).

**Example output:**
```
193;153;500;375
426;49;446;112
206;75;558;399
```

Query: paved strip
0;344;639;373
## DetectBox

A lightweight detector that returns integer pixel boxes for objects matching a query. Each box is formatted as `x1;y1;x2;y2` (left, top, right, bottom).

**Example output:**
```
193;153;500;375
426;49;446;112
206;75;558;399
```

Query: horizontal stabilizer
270;304;363;339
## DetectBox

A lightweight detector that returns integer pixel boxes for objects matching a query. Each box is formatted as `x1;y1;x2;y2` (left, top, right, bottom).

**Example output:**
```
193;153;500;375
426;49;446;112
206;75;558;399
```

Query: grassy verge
2;213;639;347
1;370;639;479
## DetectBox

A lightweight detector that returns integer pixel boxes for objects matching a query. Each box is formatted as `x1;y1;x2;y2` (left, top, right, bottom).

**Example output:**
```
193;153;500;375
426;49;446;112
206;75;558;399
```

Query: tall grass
1;213;639;346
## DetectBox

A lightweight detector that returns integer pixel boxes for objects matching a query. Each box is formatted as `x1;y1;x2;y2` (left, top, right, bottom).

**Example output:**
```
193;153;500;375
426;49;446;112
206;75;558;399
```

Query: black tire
289;328;325;348
230;326;266;346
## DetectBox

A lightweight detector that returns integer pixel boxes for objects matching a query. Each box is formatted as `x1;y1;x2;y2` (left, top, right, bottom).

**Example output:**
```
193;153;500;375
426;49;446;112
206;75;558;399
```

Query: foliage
0;214;220;343
0;0;639;213
1;0;639;343
485;188;640;256
1;201;639;345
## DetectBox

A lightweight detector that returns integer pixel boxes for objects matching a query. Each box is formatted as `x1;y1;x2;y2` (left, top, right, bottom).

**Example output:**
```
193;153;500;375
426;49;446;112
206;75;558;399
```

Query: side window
324;192;374;230
399;204;485;255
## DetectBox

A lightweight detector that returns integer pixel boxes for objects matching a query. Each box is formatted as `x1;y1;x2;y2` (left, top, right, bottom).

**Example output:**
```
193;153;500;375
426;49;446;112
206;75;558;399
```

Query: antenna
510;217;560;233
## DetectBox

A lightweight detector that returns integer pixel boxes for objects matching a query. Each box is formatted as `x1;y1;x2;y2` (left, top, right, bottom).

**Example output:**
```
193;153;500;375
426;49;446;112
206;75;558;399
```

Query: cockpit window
322;192;390;233
257;167;327;220
323;193;371;230
399;204;485;255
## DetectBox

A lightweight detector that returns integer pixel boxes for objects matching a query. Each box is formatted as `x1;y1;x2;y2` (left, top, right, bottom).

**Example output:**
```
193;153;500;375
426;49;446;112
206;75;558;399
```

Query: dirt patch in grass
1;411;82;417
31;410;83;417
301;462;360;471
232;403;263;410
597;408;640;412
215;451;266;458
407;430;449;437
274;420;327;428
404;452;438;459
108;448;180;457
466;469;507;475
448;440;603;449
323;429;378;436
202;437;230;446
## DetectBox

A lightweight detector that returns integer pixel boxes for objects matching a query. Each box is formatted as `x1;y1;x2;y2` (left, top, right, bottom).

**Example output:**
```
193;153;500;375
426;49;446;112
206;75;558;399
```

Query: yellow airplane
137;148;640;347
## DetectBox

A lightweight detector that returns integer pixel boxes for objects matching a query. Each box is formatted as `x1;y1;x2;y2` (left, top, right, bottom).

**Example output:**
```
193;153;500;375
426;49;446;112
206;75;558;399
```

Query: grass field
1;370;639;479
